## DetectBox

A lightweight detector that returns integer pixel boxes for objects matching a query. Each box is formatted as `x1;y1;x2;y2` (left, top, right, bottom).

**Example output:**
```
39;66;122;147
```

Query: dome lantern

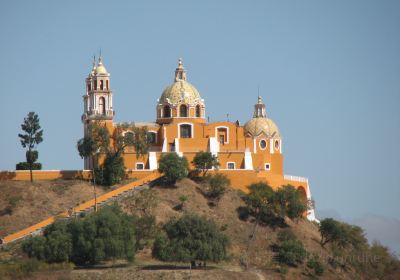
244;96;280;138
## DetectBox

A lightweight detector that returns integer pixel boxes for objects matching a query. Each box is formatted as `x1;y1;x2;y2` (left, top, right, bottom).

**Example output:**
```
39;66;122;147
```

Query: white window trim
136;162;145;170
274;139;280;152
265;163;271;171
178;122;194;138
259;138;267;150
215;126;229;144
227;161;236;170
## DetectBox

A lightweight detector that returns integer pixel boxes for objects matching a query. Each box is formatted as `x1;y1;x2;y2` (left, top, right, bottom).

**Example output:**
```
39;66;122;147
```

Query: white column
244;151;253;170
149;152;157;170
209;137;219;157
306;181;318;222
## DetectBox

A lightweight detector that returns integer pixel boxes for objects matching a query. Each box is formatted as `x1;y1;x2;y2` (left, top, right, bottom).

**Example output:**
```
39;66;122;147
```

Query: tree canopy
158;153;189;185
77;122;150;186
192;151;219;176
17;112;44;182
22;205;137;265
152;214;229;265
242;183;308;226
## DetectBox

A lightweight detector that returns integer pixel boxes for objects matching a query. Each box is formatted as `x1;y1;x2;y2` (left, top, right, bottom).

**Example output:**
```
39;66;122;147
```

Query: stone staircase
0;171;161;245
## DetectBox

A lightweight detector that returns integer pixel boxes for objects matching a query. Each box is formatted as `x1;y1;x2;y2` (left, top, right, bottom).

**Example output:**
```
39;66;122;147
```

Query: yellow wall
0;170;92;181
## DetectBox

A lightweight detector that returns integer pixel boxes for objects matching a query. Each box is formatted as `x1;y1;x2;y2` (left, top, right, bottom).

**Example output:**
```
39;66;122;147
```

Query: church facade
81;57;317;221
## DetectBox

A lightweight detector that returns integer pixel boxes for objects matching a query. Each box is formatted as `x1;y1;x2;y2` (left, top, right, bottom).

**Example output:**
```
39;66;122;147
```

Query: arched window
99;97;106;115
163;105;171;118
180;104;188;117
180;124;192;138
106;80;109;89
147;132;157;144
100;80;104;90
94;80;97;90
87;84;91;91
196;105;201;117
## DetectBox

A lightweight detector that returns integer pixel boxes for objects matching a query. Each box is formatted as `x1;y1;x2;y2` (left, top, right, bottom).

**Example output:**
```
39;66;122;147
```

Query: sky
1;1;399;253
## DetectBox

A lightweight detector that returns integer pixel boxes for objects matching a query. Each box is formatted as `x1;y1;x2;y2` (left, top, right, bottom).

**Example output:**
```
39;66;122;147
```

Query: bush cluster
158;153;189;185
275;229;307;267
243;183;308;226
16;162;42;170
153;214;229;265
22;205;142;265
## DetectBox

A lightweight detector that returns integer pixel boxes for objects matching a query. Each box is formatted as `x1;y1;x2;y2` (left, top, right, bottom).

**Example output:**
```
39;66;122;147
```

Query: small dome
95;63;108;74
244;117;280;138
95;57;108;75
159;79;202;106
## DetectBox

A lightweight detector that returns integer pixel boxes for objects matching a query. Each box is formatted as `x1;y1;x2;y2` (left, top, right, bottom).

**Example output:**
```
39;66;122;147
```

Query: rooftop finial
253;95;266;118
98;49;103;64
178;58;183;68
175;57;187;81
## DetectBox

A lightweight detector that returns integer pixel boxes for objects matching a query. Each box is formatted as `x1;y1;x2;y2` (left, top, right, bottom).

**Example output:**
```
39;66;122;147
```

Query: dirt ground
0;179;107;237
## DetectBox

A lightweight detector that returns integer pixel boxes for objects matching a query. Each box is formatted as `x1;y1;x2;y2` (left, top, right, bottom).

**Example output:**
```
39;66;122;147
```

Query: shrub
277;239;307;266
16;162;42;170
206;174;230;202
307;254;324;276
22;205;137;265
319;218;368;249
158;153;189;185
277;228;296;242
192;151;219;176
152;214;229;265
102;152;126;186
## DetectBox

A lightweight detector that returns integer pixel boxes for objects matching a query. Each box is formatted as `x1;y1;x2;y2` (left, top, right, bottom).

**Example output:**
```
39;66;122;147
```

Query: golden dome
244;117;280;138
95;57;108;75
159;80;202;105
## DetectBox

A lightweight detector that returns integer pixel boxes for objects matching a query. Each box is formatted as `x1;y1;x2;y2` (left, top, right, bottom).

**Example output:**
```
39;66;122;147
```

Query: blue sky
1;1;399;252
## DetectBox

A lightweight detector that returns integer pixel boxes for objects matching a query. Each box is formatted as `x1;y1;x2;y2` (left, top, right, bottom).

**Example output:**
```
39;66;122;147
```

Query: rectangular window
227;162;235;169
265;163;271;170
136;163;144;170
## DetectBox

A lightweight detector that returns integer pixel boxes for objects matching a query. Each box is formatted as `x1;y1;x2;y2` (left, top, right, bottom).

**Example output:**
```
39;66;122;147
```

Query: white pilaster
244;151;253;170
149;152;157;170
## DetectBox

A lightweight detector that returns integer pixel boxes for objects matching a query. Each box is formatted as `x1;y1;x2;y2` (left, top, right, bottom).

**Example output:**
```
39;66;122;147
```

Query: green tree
77;122;110;209
319;218;342;247
78;122;150;187
17;112;44;182
274;185;308;221
152;214;229;267
127;188;159;216
192;151;219;176
244;182;276;225
205;174;230;205
277;239;307;267
158;153;189;185
22;205;137;265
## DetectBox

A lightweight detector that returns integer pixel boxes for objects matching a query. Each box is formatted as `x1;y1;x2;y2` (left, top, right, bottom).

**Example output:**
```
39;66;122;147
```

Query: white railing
284;175;308;183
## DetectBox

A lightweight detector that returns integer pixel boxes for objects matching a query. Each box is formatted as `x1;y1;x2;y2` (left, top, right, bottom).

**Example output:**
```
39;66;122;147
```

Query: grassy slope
1;178;399;279
0;179;107;237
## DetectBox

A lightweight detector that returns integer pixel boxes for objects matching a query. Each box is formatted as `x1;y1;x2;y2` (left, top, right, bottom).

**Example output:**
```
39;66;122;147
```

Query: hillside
0;179;108;237
0;178;399;280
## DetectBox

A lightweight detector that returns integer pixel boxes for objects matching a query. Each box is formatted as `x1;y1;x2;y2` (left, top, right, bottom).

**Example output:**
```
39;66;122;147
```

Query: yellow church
82;57;317;221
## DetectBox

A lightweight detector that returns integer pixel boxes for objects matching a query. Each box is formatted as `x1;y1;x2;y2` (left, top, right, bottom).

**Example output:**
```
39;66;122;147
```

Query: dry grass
1;177;391;279
0;179;108;237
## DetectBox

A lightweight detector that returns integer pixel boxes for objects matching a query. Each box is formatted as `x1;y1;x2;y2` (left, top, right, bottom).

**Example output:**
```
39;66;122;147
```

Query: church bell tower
81;56;114;169
82;56;114;124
